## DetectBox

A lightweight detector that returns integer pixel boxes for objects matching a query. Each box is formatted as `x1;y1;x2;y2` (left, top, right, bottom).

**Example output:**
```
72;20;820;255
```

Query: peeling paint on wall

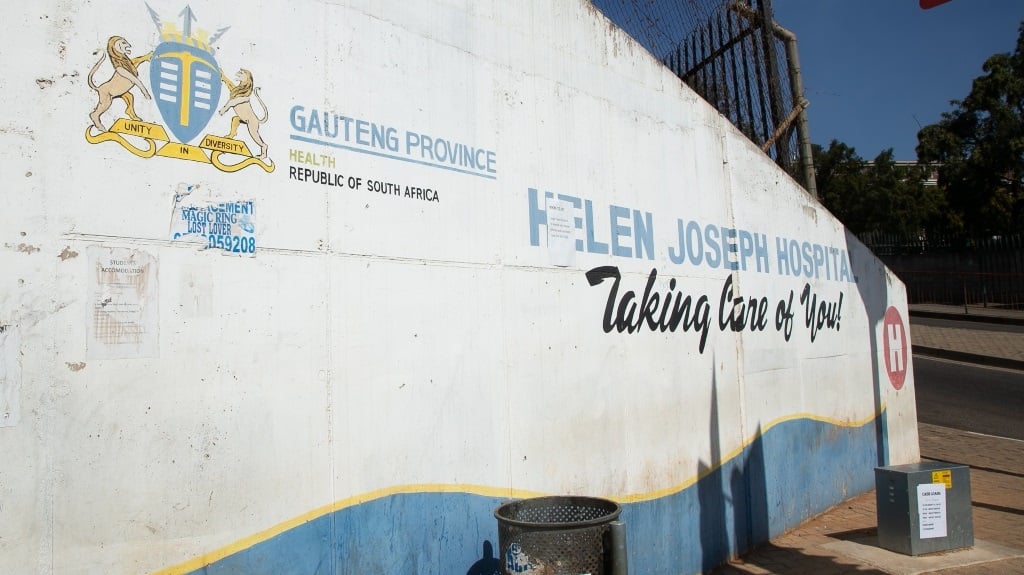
58;246;79;261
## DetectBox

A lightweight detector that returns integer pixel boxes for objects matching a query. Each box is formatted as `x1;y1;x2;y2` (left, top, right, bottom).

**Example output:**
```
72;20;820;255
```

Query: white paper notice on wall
87;247;159;359
918;482;948;539
0;324;20;427
546;196;576;267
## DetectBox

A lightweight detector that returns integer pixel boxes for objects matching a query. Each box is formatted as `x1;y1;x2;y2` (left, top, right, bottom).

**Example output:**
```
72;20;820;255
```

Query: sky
771;0;1024;161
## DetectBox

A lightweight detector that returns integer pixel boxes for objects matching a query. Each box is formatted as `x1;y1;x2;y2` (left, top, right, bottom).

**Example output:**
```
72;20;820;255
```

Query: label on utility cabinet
918;483;948;539
932;469;952;489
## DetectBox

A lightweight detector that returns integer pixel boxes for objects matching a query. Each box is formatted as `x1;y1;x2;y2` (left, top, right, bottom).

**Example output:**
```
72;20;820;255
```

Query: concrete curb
910;309;1024;327
913;345;1024;372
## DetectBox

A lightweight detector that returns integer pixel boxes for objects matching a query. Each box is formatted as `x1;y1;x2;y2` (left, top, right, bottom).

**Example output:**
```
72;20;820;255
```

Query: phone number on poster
208;235;256;254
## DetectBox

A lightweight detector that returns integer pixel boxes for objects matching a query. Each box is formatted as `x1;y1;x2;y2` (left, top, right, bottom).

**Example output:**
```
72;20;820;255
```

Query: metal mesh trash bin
494;496;621;575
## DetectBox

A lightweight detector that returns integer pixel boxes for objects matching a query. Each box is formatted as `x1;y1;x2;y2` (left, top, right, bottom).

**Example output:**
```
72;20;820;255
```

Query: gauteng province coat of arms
85;4;273;173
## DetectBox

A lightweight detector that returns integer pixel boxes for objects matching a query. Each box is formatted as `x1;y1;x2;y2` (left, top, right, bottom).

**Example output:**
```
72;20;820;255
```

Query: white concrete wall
0;1;918;573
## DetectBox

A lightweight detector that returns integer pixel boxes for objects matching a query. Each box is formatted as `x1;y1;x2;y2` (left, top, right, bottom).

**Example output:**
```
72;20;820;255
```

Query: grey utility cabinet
875;461;974;556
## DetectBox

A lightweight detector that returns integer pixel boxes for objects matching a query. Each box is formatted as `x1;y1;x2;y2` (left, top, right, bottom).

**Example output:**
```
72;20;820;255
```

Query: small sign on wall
87;247;159;359
546;196;576;267
169;184;257;257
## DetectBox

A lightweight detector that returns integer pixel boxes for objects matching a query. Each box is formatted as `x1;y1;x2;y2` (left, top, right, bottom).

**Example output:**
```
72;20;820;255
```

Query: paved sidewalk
910;304;1024;368
910;304;1024;326
711;305;1024;575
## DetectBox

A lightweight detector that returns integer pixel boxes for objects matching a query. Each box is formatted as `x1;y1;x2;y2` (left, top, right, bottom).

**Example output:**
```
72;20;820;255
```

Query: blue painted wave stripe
172;415;882;575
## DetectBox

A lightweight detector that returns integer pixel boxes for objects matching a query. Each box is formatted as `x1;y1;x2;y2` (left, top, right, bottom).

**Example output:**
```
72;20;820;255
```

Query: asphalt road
913;355;1024;441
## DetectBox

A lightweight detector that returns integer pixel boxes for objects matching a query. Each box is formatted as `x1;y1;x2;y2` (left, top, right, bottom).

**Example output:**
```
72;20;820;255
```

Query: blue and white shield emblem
149;40;222;144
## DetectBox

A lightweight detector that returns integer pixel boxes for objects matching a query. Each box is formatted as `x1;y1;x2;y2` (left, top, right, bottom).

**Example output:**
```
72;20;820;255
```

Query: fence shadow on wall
698;368;769;571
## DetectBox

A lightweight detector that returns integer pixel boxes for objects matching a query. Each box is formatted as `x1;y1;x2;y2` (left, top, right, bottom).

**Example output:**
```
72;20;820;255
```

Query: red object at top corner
920;0;953;9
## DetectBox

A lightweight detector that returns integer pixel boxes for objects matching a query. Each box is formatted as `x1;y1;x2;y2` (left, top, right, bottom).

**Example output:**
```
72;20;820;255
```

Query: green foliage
817;22;1024;237
814;141;868;231
916;22;1024;235
814;141;945;236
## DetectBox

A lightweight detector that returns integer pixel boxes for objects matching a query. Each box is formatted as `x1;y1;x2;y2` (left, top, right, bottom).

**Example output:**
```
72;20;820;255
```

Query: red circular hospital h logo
882;306;908;390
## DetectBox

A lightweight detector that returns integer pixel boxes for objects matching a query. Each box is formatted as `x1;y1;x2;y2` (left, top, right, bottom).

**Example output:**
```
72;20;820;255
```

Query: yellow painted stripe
151;484;546;575
152;408;883;575
612;405;886;504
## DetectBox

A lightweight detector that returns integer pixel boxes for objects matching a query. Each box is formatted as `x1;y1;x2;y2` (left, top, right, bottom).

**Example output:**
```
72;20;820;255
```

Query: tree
814;140;869;231
814;140;945;236
916;22;1024;235
865;149;948;236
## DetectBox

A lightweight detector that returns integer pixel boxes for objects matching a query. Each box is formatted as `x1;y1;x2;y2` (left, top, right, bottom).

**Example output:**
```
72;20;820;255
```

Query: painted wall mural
85;6;273;172
0;1;918;574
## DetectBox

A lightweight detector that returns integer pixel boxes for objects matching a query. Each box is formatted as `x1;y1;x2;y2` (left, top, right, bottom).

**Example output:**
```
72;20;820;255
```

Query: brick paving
711;307;1024;575
911;322;1024;363
919;422;1024;575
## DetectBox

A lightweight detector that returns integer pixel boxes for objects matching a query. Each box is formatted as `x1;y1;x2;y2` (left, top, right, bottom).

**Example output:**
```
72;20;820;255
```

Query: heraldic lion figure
88;36;152;132
219;69;269;160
